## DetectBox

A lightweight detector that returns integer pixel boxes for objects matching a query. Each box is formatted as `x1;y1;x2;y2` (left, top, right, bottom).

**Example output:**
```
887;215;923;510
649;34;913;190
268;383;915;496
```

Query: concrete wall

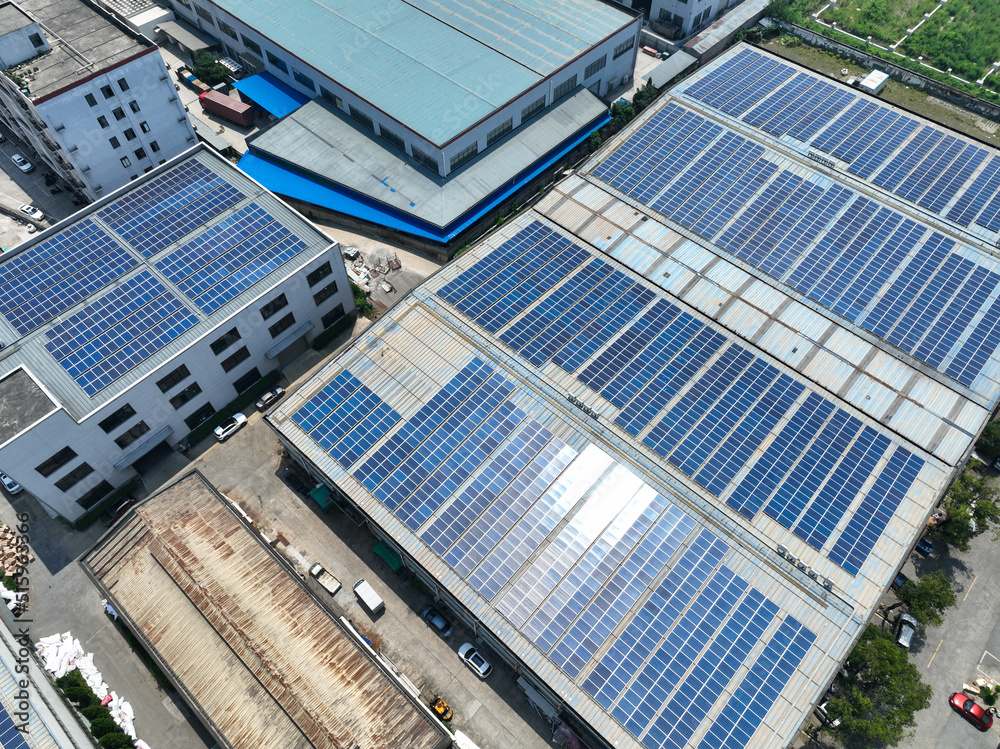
0;247;352;520
0;21;49;68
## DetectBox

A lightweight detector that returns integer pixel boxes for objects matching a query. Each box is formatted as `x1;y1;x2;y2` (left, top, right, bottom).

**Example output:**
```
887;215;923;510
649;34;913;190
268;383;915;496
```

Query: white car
457;642;492;679
10;154;33;173
18;204;44;221
0;471;22;495
213;412;247;442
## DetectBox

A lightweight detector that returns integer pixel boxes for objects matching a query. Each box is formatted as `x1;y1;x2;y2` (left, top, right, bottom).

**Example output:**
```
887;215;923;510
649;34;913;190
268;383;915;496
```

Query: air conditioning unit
796;560;808;571
785;554;798;566
806;568;819;579
822;578;835;590
777;544;788;557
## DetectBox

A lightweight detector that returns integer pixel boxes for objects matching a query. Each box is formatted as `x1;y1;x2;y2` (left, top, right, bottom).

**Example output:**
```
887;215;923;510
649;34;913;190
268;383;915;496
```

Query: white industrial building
650;0;737;38
0;0;196;201
0;145;352;521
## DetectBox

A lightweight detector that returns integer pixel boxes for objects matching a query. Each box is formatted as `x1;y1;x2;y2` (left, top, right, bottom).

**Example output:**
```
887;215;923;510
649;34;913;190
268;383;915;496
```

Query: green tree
191;50;230;87
88;717;121;739
611;100;635;128
897;571;956;628
99;733;134;749
936;465;1000;552
976;419;1000;458
632;80;659;111
587;131;603;152
826;625;932;746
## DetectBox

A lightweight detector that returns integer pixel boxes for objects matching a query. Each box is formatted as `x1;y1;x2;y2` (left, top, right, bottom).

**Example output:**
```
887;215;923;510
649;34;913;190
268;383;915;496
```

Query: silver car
458;642;492;678
0;470;22;495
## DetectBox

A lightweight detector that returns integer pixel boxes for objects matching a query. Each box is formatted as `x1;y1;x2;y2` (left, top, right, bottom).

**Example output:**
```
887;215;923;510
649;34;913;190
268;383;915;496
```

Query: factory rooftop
82;471;451;749
210;0;634;145
268;43;1000;748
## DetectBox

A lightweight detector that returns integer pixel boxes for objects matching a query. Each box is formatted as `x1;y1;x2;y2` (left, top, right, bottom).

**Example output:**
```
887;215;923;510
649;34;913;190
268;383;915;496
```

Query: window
320;86;343;109
101;85;114;99
242;35;261;56
35;447;77;478
585;55;607;79
313;281;339;306
553;75;578;101
521;96;545;122
194;5;214;24
210;327;241;354
29;32;43;47
321;304;346;329
233;368;262;394
114;421;150;449
55;463;93;492
109;137;120;149
129;100;140;113
266;51;288;73
486;119;512;148
118;77;129;92
349;105;374;132
75;481;113;509
85;93;97;107
156;364;189;392
449;142;478;172
410;145;438;172
124;128;136;141
113;107;125;120
221;346;251;372
380;126;405;152
613;37;635;60
306;262;333;287
99;403;136;433
292;69;315;91
139;120;150;133
259;293;288;320
170;382;202;409
120;156;131;168
150;140;160;153
184;403;215;430
218;19;237;38
97;116;109;128
134;147;147;160
268;312;296;338
144;166;153;173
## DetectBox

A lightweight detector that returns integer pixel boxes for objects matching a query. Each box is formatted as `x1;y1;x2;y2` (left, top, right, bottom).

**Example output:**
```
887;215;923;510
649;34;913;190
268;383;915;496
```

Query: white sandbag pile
1;585;26;613
36;631;145;745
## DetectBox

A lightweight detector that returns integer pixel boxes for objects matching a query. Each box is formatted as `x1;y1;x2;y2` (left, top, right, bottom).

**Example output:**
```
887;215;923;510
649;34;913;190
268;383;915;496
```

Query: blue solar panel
811;99;879;154
700;57;782;109
45;270;198;396
786;196;879;293
690;158;779;239
786;87;855;141
717;63;796;116
98;159;209;230
829;105;899;162
699;617;816;749
0;703;30;749
975;187;1000;232
684;48;760;100
886;253;973;352
945;295;1000;386
871;127;944;192
914;143;985;212
649;132;748;218
292;370;363;431
742;73;815;129
847;115;920;179
626;119;723;204
947;157;1000;226
580;299;680;391
757;184;854;279
917;265;1000;368
594;104;687;184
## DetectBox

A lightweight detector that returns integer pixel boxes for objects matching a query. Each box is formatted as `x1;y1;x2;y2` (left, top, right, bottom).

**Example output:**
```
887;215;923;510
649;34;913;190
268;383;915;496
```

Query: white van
353;578;385;615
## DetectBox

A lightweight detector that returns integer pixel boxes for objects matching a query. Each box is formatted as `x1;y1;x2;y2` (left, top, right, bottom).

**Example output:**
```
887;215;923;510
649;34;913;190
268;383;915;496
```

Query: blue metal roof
233;72;311;119
211;0;632;144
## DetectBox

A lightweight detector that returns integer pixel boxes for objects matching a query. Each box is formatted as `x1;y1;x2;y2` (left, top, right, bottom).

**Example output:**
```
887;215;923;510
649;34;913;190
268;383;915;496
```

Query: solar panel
98;159;208;229
0;703;29;749
129;181;246;258
947;157;1000;226
45;271;198;396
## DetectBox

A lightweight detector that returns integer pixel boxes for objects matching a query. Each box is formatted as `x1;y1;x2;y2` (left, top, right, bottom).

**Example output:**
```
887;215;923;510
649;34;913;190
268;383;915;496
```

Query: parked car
915;536;935;556
891;571;909;591
255;387;285;410
458;642;492;679
949;692;994;731
0;471;22;495
18;204;44;221
896;612;918;651
213;412;247;441
100;496;138;527
10;154;33;173
420;605;453;638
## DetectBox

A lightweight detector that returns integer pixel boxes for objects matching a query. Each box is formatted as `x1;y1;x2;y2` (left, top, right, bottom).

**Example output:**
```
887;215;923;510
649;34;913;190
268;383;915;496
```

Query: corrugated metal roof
82;472;449;749
213;0;632;143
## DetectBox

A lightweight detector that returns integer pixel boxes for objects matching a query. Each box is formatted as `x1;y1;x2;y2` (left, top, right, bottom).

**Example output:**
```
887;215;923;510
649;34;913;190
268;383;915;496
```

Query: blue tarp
237;112;610;244
232;72;311;119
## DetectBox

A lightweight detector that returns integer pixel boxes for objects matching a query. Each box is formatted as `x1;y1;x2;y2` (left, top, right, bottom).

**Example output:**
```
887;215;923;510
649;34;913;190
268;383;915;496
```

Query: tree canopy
611;100;635;128
632;80;660;112
976;419;1000;458
935;462;1000;552
826;625;933;747
191;50;230;87
898;571;956;628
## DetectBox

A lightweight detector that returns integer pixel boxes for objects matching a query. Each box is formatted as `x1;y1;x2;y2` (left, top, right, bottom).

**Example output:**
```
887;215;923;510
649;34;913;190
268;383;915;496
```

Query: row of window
94;100;141;129
84;77;130;108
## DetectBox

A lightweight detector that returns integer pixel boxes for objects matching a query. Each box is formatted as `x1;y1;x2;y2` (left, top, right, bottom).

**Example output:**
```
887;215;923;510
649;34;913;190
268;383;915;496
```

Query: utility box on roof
858;69;889;95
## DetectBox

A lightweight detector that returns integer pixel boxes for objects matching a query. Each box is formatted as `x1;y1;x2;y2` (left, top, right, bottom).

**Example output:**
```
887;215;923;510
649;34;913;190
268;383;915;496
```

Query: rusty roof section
81;471;449;749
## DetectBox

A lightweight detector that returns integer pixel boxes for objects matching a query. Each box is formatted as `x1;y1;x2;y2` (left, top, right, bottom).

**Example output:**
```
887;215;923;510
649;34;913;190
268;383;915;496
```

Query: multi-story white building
0;0;196;200
0;145;352;520
650;0;734;38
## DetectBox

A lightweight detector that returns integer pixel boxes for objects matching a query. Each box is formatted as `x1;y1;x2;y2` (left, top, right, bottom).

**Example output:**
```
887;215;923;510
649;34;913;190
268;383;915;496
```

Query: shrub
99;732;134;749
65;686;97;708
611;100;635;128
81;705;110;721
191;50;229;87
56;671;85;690
977;420;1000;458
311;312;356;350
88;717;121;738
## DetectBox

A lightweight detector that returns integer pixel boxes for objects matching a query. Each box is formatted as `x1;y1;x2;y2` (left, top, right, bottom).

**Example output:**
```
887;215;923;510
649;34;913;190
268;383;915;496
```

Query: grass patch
899;0;1000;82
822;0;937;47
185;369;282;446
73;478;142;532
311;312;357;350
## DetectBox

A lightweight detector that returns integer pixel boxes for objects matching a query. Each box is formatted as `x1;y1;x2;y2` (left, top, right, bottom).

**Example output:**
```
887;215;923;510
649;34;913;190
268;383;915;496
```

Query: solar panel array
44;271;199;396
291;357;815;749
0;700;28;749
0;220;138;335
155;202;308;313
680;48;1000;231
97;159;246;257
592;92;1000;388
435;222;924;575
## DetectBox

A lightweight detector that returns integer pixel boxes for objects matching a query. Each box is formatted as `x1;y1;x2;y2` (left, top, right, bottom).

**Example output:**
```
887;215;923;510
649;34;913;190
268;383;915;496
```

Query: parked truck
308;563;342;596
353;578;385;615
198;90;254;127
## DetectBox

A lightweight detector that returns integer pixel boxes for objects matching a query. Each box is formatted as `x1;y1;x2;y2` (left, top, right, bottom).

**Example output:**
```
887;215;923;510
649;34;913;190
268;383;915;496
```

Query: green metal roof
212;0;633;144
